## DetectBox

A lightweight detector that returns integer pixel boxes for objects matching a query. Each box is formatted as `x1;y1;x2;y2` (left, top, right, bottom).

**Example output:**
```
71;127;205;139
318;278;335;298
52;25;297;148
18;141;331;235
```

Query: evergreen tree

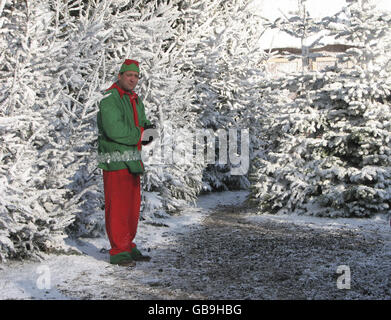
133;0;206;220
0;0;79;260
249;0;391;217
49;0;115;237
174;0;267;192
266;0;324;73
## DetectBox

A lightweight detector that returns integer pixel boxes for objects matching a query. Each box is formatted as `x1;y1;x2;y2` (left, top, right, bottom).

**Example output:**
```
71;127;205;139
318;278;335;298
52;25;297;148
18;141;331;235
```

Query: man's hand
142;123;157;145
141;136;153;145
144;123;156;130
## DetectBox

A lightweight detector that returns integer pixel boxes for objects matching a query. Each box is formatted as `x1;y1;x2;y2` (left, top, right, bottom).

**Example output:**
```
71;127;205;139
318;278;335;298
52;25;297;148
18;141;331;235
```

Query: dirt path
57;202;391;299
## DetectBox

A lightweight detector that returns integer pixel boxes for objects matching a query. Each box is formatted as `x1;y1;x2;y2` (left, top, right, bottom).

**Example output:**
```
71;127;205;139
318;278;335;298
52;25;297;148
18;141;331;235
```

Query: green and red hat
119;59;140;73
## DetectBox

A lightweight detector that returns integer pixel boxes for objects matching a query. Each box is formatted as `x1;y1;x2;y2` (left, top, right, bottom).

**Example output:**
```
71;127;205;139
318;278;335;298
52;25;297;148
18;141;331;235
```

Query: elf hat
119;59;140;73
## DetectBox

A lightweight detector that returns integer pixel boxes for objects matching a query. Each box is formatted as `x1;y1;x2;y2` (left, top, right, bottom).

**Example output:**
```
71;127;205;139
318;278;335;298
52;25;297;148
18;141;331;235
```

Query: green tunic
97;85;151;174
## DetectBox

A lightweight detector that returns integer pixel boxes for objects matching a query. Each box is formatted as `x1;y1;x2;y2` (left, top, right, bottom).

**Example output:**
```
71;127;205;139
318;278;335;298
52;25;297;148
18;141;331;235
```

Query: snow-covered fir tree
248;0;391;218
47;0;116;238
121;0;206;220
266;0;324;73
0;0;82;261
174;0;267;192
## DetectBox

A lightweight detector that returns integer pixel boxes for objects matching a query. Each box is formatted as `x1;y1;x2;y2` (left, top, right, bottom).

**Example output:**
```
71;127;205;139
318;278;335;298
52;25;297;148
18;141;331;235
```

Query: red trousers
103;168;141;256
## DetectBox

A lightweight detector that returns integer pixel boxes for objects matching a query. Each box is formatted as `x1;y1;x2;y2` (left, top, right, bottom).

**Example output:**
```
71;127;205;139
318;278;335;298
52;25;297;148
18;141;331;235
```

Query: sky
252;0;347;20
250;0;391;49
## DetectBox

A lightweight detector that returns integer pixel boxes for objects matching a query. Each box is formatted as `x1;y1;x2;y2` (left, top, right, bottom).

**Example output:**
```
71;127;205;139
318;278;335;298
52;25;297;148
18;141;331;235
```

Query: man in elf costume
97;59;155;266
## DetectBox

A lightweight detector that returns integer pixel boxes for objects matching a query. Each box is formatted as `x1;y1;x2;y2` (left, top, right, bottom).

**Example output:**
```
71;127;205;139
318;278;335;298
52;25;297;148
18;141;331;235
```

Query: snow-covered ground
0;190;390;300
0;191;245;300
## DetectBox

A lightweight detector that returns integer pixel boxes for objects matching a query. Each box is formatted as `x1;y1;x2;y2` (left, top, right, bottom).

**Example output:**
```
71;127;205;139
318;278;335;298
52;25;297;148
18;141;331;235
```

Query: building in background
265;44;356;77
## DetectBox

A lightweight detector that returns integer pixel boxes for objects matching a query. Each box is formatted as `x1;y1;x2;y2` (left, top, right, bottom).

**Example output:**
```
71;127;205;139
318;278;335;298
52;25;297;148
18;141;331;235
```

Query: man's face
118;70;139;91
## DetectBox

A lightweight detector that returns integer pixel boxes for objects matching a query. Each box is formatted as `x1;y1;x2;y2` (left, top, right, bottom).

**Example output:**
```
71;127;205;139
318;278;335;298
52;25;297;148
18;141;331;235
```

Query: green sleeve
100;94;141;146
